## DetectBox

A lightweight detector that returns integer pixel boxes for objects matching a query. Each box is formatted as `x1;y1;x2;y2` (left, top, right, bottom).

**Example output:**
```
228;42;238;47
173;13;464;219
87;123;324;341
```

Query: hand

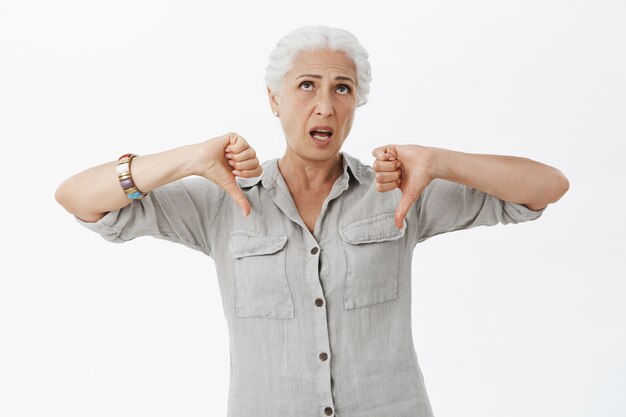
199;132;262;216
372;144;438;229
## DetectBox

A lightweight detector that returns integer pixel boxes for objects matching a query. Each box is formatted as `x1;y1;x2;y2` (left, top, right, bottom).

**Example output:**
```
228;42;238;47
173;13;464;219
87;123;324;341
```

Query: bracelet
116;153;147;199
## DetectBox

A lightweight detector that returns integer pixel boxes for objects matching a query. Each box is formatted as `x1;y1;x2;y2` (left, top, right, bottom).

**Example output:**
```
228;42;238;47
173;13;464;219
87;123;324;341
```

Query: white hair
264;25;372;107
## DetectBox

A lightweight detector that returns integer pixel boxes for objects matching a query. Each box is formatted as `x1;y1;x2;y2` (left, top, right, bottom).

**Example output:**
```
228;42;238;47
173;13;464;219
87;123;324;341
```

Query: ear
266;86;279;113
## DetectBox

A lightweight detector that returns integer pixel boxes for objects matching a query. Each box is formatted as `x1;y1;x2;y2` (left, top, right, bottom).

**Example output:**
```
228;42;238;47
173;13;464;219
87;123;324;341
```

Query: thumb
394;191;419;229
222;180;252;217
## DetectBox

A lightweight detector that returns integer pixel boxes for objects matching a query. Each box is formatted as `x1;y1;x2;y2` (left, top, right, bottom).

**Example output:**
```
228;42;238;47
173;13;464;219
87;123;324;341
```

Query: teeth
312;135;329;141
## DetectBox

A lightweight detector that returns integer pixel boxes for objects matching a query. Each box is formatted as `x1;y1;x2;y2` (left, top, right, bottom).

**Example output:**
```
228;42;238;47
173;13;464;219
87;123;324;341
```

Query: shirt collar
237;151;365;190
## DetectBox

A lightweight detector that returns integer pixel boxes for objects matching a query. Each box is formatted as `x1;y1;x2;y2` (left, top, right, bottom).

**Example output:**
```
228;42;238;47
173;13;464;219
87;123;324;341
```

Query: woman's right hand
198;132;262;216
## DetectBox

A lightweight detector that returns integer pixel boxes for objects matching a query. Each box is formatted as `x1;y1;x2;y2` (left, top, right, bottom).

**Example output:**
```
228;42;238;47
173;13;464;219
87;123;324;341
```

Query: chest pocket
339;212;407;310
228;230;294;319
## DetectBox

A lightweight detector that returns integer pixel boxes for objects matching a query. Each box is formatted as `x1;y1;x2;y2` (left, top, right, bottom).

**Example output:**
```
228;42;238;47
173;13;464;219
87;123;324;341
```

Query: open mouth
309;126;334;142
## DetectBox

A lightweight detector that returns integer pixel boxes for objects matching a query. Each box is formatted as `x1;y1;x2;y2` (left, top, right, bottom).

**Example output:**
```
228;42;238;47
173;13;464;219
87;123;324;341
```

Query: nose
314;89;334;118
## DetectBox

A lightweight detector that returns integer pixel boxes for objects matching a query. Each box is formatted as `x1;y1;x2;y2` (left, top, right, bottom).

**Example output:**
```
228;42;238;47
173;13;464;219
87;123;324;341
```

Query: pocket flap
228;230;288;259
339;212;406;245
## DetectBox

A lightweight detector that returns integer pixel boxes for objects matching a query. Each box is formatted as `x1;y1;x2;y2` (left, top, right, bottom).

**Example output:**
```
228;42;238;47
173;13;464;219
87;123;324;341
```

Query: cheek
280;112;305;140
340;107;356;127
282;106;306;128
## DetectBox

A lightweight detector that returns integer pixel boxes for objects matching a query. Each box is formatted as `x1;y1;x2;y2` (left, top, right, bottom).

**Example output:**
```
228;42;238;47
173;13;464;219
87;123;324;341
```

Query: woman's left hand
372;144;439;229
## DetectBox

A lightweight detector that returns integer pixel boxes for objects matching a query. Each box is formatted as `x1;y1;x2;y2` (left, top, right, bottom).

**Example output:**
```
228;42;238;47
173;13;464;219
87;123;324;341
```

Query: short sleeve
415;178;547;244
73;176;226;256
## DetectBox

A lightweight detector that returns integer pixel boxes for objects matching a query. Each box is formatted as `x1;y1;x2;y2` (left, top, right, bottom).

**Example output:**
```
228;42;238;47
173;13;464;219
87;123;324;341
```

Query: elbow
55;181;70;210
54;182;105;223
542;169;569;207
54;179;80;215
526;169;570;210
55;181;80;217
555;169;570;200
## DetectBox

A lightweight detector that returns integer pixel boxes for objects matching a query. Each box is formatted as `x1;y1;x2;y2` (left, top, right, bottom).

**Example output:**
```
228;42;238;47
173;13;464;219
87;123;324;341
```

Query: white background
1;1;624;416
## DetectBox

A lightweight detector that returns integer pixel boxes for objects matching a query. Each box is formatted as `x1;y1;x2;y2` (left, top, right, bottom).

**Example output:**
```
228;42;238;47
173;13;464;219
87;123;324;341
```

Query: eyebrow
296;74;356;85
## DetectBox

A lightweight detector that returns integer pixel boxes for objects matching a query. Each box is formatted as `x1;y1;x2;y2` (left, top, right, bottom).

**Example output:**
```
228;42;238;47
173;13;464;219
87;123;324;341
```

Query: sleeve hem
505;201;547;221
72;210;129;243
73;210;124;235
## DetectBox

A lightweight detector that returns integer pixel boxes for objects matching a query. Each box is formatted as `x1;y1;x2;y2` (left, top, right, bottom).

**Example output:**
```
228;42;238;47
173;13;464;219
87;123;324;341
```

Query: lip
308;125;335;135
308;125;334;148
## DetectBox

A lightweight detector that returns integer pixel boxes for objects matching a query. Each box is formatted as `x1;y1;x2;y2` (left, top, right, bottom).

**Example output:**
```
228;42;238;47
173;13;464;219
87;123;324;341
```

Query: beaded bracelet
116;153;147;199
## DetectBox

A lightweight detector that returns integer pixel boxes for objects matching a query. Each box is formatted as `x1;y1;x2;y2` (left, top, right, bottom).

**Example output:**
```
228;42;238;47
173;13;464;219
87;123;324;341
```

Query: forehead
287;49;356;79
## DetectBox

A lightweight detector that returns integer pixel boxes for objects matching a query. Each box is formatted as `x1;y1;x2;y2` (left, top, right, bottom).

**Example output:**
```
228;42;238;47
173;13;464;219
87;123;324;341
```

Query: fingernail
225;153;232;158
225;148;231;152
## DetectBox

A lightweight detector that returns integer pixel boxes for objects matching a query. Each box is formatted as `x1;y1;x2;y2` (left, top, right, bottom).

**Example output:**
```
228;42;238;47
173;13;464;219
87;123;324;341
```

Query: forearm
431;148;570;210
55;143;204;222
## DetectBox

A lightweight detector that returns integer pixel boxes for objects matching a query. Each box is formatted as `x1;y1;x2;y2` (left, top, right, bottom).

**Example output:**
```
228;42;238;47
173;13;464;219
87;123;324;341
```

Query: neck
278;150;344;191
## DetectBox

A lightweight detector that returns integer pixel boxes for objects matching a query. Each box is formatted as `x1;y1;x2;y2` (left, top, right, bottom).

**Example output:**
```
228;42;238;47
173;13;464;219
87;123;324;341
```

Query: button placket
308;241;335;414
313;247;324;309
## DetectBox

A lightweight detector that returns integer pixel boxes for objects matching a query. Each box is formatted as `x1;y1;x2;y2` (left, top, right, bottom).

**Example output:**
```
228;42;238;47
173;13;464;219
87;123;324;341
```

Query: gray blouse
74;151;546;417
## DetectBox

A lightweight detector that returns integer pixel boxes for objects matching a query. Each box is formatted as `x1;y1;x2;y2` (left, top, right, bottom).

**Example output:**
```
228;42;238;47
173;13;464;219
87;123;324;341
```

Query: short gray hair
264;25;372;107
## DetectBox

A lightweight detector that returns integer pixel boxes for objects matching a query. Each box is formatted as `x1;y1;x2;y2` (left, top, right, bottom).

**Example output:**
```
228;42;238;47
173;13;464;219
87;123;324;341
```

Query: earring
273;111;279;117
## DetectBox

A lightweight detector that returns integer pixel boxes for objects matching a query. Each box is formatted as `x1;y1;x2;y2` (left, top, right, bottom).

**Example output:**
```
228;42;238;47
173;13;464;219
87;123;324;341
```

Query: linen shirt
74;151;546;417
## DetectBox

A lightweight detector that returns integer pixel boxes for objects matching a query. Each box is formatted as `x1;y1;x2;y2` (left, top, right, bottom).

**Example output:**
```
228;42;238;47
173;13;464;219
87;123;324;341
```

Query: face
268;49;358;163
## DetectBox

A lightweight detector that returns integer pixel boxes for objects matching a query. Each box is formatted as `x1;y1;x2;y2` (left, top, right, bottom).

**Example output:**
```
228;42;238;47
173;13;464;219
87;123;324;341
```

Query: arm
372;144;570;232
55;132;261;222
55;144;202;222
432;148;570;211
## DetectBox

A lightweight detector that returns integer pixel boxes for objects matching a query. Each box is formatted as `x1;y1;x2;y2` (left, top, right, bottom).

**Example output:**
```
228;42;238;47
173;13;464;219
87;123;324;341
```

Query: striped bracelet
116;153;147;199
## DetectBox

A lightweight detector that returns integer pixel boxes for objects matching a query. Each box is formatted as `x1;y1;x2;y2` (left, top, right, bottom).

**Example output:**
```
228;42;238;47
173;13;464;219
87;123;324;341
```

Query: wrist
428;147;452;180
191;141;215;177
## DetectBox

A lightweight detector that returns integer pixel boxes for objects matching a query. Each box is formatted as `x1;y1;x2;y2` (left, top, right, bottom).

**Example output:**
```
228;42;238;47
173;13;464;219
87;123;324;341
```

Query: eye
336;84;352;94
299;81;314;91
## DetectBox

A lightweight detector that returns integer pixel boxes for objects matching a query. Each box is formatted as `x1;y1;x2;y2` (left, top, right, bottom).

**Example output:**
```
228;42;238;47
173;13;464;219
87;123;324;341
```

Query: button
319;352;328;361
310;247;319;255
315;298;324;307
324;406;334;416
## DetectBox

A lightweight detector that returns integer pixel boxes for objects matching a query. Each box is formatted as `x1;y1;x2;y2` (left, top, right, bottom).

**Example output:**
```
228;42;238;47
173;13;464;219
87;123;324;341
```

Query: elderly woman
56;25;568;417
